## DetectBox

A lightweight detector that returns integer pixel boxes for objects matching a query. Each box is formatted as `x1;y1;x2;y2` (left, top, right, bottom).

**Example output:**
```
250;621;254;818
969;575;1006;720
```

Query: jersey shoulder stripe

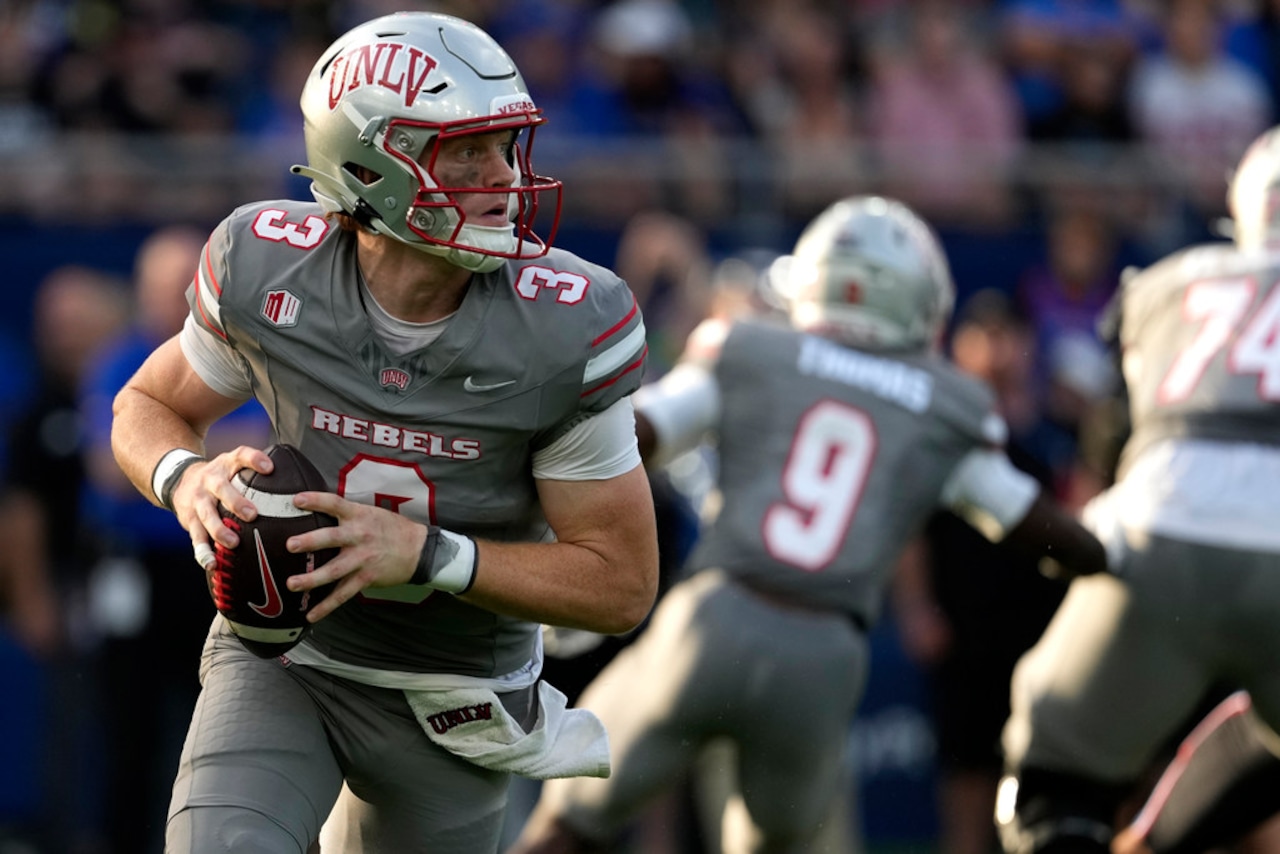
584;292;647;396
519;247;649;407
193;236;227;339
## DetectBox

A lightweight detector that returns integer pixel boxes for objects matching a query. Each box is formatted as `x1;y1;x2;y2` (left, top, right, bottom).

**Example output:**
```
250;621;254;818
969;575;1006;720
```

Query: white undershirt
360;277;453;356
1084;438;1280;552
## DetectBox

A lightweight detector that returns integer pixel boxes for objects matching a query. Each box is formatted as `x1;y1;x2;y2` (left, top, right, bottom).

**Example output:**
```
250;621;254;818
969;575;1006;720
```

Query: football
208;443;338;658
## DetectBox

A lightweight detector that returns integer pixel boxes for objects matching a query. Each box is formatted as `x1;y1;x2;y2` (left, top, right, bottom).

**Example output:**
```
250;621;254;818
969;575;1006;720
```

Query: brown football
209;443;337;658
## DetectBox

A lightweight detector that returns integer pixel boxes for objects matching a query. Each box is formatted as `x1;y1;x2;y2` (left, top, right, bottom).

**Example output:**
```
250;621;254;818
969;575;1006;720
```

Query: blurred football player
1112;691;1280;854
508;194;1108;854
996;125;1280;854
108;12;658;854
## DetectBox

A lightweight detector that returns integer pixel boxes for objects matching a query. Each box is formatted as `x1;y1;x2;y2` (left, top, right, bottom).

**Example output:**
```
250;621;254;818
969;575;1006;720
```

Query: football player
507;195;1109;854
108;12;659;854
1112;691;1280;854
996;125;1280;854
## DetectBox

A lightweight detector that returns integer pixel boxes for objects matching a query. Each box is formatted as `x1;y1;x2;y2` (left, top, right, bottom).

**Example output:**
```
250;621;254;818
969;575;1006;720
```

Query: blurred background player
1112;691;1280;854
996;124;1280;854
509;194;1108;854
0;264;130;853
78;225;271;854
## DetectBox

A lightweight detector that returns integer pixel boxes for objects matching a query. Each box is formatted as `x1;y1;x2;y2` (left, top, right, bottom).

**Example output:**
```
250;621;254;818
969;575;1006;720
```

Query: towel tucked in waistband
404;680;610;780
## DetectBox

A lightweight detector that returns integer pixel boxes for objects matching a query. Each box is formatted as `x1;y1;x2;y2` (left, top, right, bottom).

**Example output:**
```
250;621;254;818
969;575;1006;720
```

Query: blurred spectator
1014;204;1121;447
487;0;594;139
613;209;717;377
78;226;271;854
997;0;1143;128
865;0;1024;227
1127;0;1273;222
0;2;55;152
1028;39;1134;146
233;30;329;201
37;3;249;136
724;3;867;222
1222;0;1280;119
892;290;1073;854
2;266;129;656
0;264;130;854
561;0;748;222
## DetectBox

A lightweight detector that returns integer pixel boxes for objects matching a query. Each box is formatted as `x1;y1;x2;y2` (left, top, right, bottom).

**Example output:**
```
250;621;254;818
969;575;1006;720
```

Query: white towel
404;680;611;780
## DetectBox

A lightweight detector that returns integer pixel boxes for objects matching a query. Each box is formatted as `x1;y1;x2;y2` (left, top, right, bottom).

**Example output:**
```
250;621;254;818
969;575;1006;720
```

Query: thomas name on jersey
797;335;934;413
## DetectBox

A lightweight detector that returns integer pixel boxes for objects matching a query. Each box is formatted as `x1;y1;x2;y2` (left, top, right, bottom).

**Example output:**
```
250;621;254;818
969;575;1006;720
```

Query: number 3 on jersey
764;400;874;572
1159;278;1280;403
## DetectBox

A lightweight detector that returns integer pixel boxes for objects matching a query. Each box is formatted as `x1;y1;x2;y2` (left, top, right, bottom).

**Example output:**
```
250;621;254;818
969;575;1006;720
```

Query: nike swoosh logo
463;376;517;393
248;530;285;618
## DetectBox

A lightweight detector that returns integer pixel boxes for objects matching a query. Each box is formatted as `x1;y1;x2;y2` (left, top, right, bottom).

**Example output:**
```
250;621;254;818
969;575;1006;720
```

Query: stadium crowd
0;0;1276;232
0;0;1276;853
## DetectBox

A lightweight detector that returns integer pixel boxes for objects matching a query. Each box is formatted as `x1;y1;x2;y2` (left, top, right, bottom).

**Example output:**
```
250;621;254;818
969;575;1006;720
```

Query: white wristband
151;449;204;510
410;526;478;593
432;529;478;593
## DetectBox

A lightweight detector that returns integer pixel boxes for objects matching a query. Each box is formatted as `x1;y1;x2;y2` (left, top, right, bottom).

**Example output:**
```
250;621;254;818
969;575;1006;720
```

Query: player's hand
283;491;425;622
171;445;274;567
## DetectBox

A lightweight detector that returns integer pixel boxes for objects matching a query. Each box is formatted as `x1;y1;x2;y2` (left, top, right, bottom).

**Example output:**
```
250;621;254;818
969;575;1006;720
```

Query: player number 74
1158;277;1280;404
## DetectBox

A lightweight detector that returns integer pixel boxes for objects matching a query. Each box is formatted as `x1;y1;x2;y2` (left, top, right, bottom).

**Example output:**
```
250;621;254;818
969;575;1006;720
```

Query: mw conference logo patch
262;289;301;327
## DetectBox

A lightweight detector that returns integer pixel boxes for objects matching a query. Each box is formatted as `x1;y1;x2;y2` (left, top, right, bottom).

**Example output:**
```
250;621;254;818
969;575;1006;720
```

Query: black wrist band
157;453;207;512
410;525;477;593
410;525;441;586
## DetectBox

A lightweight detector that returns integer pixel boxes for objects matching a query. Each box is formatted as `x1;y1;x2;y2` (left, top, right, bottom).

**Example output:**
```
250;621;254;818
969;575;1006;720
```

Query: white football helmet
1228;125;1280;252
782;196;955;350
292;12;562;273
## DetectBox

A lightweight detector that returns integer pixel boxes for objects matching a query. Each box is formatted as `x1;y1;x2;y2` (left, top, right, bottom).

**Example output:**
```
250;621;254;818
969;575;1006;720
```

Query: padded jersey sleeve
628;316;729;466
926;359;1036;539
938;446;1041;541
632;363;720;467
577;275;649;415
179;315;254;400
188;215;236;342
531;398;641;480
532;258;649;451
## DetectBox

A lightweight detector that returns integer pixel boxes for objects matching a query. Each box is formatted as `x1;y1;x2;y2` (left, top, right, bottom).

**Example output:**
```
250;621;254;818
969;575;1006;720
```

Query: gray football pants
1003;531;1280;784
166;619;530;853
533;568;869;853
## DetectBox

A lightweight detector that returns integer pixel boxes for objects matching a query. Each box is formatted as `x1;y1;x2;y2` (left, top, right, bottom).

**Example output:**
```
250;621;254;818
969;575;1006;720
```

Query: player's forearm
111;384;209;506
462;536;658;635
1006;493;1110;579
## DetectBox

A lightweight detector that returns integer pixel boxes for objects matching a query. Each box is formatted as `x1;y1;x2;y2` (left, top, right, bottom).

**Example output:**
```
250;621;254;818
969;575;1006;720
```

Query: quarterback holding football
109;11;658;854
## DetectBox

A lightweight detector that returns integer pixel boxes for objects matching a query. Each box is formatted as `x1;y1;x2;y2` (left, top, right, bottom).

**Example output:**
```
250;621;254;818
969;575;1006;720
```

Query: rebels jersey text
188;200;647;677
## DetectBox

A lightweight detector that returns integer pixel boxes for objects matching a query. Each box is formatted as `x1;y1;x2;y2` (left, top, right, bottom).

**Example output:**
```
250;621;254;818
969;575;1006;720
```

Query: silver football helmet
1228;125;1280;252
292;12;562;273
782;196;955;350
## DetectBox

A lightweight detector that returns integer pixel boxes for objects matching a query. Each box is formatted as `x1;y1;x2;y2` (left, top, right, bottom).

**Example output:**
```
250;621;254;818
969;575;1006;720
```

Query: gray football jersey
1116;242;1280;473
190;199;647;678
686;319;999;626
